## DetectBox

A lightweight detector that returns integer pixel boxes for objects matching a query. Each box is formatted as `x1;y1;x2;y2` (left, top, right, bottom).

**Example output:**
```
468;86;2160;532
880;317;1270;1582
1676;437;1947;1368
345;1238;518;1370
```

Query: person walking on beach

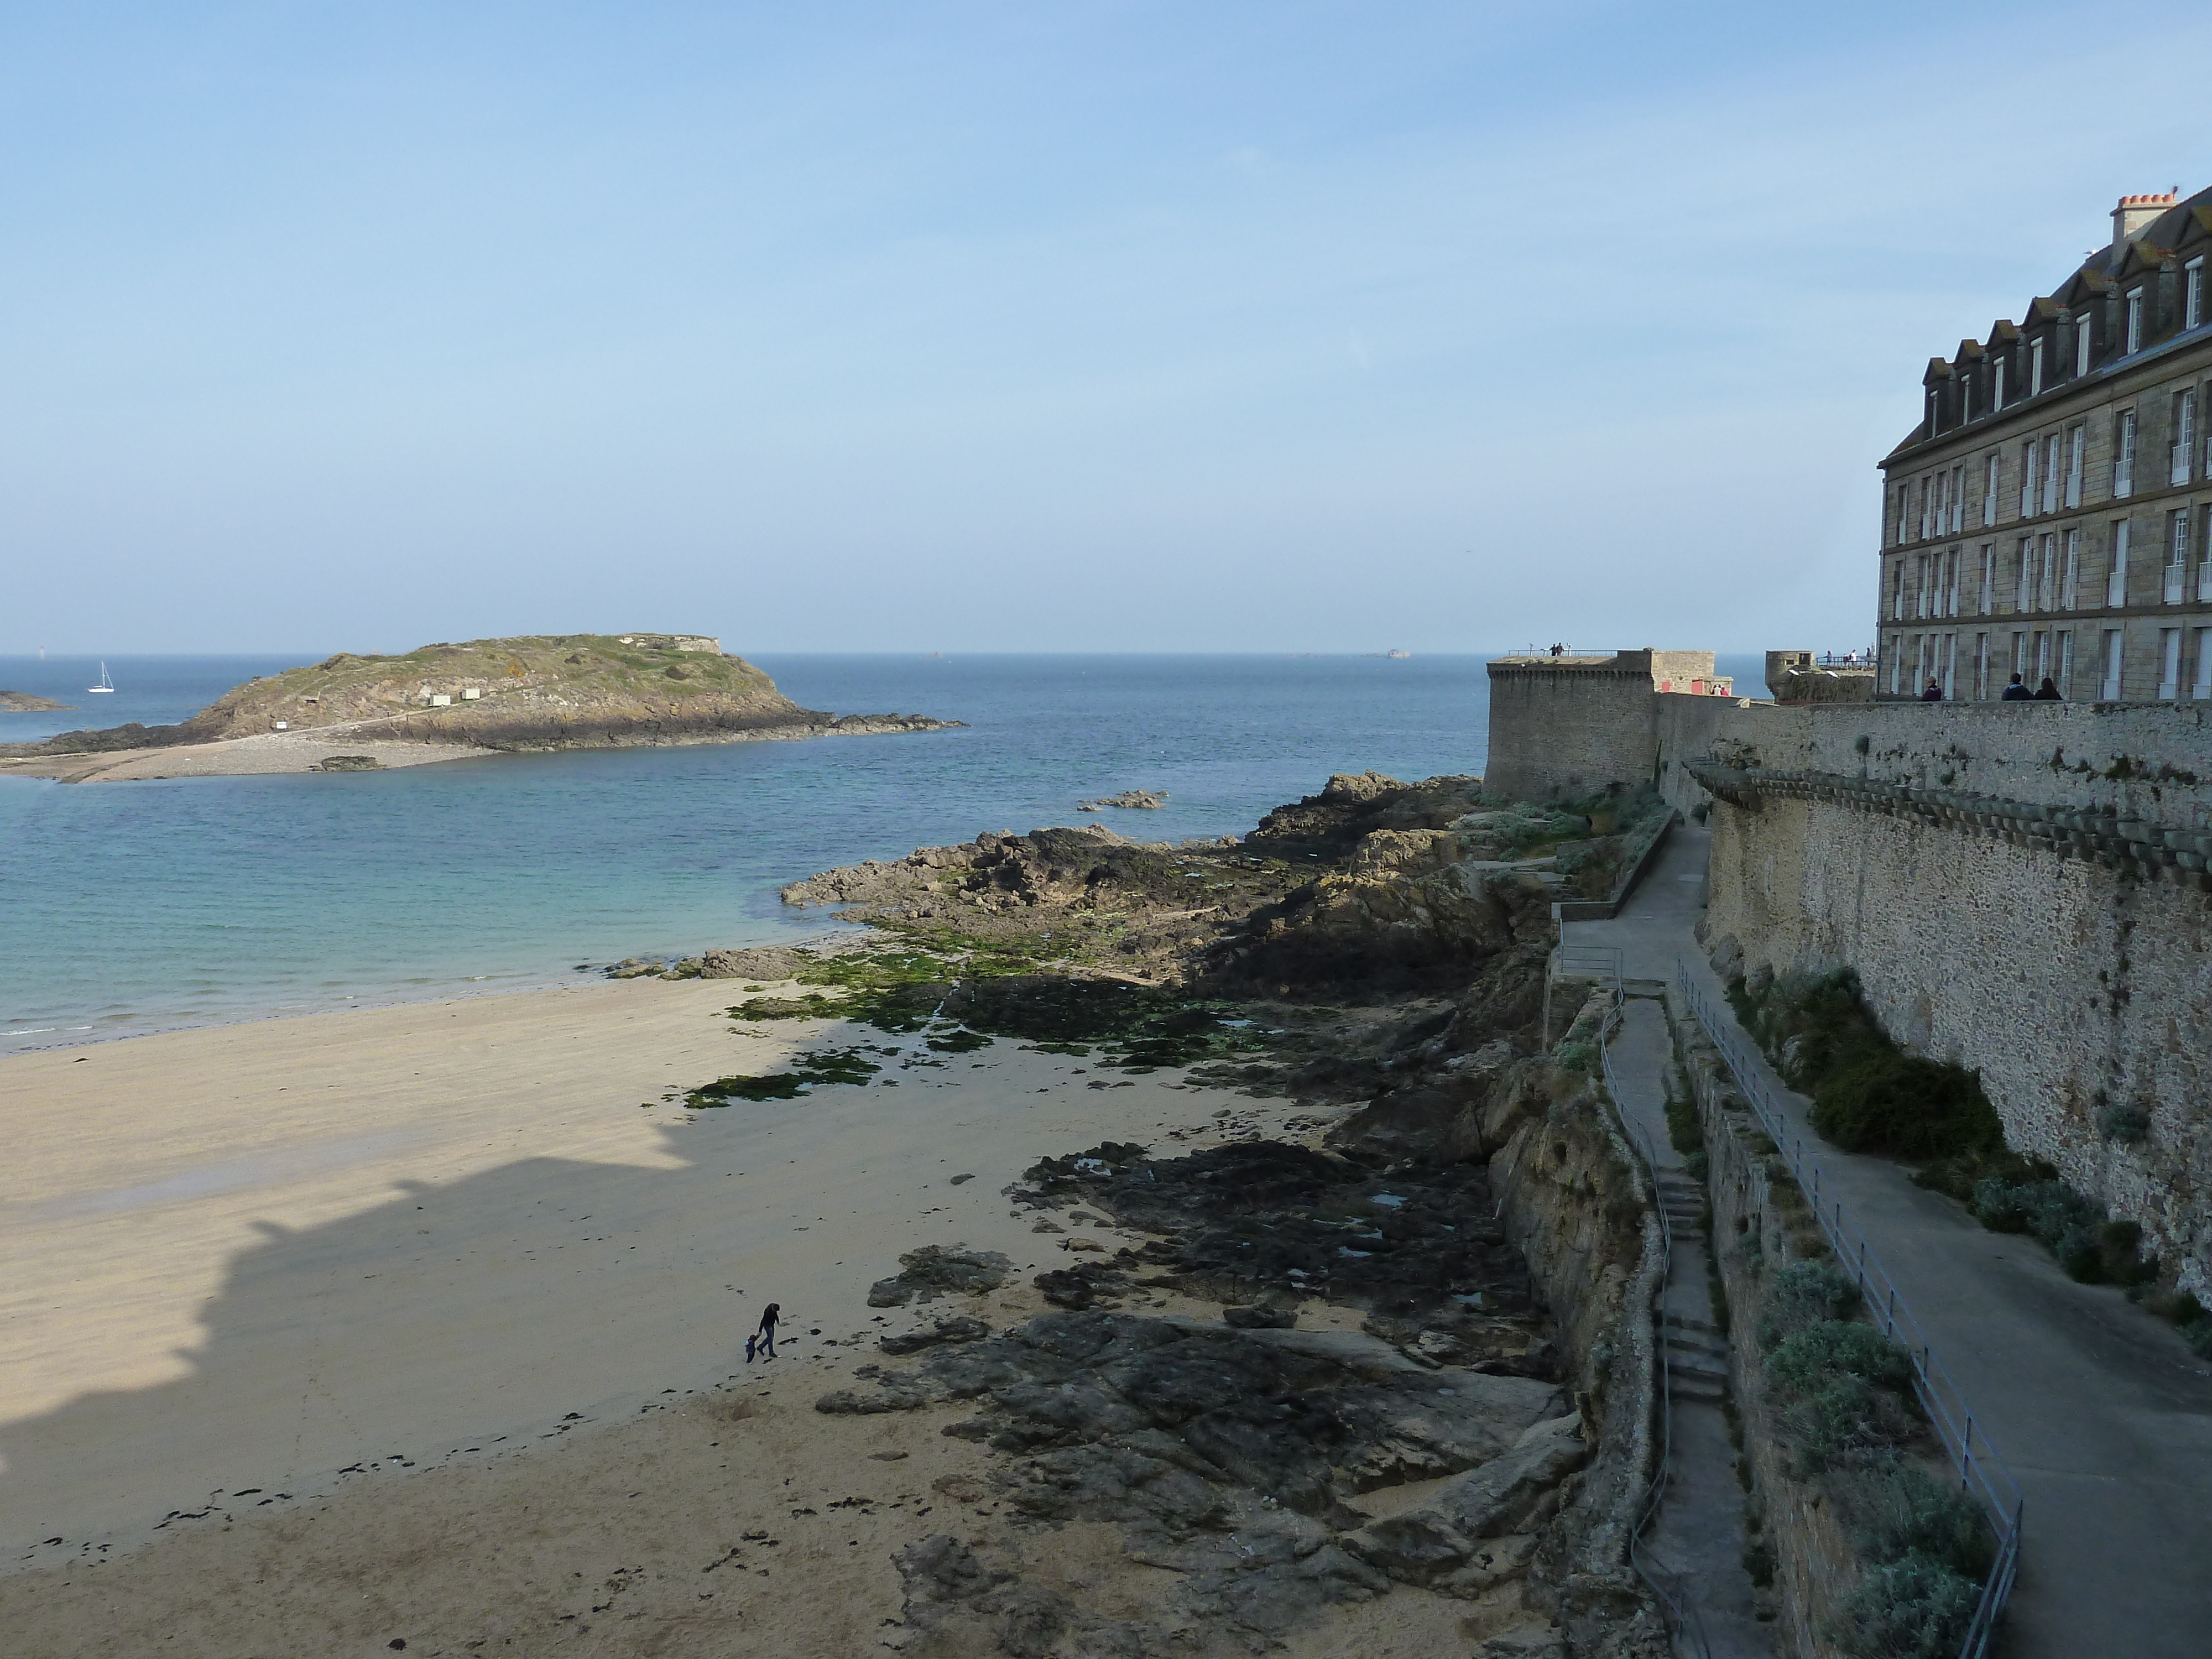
748;1302;781;1361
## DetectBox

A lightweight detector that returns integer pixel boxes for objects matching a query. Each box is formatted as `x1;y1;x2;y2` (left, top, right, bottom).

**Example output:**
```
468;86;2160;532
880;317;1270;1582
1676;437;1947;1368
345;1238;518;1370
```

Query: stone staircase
1655;1170;1732;1407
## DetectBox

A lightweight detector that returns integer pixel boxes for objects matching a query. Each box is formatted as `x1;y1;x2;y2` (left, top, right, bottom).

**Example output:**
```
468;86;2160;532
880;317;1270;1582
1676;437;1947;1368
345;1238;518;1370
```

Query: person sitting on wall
2034;677;2062;700
2000;672;2033;701
1921;677;1943;701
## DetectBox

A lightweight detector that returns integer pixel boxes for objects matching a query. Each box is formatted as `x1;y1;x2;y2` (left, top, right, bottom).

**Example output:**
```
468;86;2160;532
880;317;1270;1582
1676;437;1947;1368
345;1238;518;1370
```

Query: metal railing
1677;967;2023;1659
1590;989;1714;1659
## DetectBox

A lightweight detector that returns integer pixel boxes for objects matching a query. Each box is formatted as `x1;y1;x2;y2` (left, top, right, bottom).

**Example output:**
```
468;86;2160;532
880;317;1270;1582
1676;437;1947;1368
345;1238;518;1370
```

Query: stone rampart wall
1691;703;2212;1292
1485;663;1665;801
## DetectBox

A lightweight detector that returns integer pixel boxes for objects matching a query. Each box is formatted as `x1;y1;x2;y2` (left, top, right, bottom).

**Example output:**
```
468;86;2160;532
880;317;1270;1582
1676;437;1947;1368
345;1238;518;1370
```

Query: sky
4;2;2209;657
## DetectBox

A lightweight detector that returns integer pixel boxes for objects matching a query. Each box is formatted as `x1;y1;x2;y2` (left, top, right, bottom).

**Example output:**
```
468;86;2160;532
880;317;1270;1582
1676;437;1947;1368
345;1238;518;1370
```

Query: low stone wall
1670;998;1859;1659
1480;997;1670;1656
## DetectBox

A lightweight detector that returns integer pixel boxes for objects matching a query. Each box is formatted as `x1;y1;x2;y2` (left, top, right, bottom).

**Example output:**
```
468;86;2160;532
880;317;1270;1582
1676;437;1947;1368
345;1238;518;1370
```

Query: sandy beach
0;728;499;782
0;976;1486;1656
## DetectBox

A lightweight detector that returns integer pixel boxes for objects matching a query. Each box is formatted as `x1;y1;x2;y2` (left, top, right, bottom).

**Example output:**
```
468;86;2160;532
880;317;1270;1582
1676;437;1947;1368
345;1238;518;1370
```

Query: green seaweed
674;1047;882;1107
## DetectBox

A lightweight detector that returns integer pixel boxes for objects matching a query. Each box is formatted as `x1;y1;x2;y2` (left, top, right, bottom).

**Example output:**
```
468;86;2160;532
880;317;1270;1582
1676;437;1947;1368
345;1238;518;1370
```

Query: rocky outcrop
1079;789;1168;810
0;691;72;712
12;634;959;758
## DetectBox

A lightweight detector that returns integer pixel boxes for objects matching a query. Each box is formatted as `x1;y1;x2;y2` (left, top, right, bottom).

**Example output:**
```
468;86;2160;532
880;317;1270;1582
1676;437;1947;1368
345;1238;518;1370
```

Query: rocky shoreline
0;691;74;713
722;771;1668;1657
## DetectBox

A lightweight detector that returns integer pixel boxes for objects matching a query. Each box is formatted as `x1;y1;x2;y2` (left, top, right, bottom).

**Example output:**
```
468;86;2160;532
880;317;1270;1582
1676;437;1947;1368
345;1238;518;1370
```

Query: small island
0;691;74;712
0;633;959;782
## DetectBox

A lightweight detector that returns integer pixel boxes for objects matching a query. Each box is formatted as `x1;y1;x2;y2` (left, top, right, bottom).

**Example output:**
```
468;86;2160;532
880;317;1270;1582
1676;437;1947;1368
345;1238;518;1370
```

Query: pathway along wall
1687;700;2212;1295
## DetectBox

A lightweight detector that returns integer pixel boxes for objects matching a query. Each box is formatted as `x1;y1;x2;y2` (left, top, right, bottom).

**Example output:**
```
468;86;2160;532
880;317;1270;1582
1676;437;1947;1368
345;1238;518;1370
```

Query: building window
2062;528;2080;609
2034;630;2050;685
2167;509;2192;602
2200;506;2212;602
2065;425;2084;508
2021;441;2038;518
2126;288;2145;354
2076;316;2093;378
1887;638;1902;695
1975;632;1990;699
2189;258;2205;332
2102;628;2124;699
2057;629;2074;697
2159;628;2183;699
2031;337;2046;395
1890;557;1906;620
2039;533;2058;611
1983;454;2000;525
2115;408;2136;497
1979;544;1996;614
2015;537;2033;612
2194;627;2212;700
1994;357;2007;408
2107;519;2130;608
2042;434;2061;515
1949;546;1963;615
1962;373;1975;422
2174;389;2198;487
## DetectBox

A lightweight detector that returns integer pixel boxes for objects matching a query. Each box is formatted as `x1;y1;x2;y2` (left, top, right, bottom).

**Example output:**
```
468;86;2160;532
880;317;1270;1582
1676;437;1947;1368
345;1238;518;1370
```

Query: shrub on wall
1731;968;2002;1160
1751;1261;1992;1658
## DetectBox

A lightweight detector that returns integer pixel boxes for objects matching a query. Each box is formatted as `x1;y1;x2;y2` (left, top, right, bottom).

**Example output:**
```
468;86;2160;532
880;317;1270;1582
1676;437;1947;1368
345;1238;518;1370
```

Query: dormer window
2075;316;2093;378
1962;373;1975;421
2189;259;2205;331
2126;288;2145;353
2030;338;2046;395
1994;358;2007;408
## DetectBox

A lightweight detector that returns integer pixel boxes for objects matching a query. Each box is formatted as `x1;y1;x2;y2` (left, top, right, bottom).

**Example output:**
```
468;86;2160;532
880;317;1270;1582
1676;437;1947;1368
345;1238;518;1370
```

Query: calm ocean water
0;652;1767;1052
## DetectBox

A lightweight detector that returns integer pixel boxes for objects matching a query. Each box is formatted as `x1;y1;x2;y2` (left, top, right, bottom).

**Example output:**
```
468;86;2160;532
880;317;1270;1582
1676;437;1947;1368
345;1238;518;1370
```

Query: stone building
1879;189;2212;701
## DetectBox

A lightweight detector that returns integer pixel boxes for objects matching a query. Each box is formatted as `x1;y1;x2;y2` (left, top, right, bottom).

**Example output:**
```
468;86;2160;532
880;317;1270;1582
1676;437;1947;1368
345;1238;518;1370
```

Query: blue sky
4;2;2208;655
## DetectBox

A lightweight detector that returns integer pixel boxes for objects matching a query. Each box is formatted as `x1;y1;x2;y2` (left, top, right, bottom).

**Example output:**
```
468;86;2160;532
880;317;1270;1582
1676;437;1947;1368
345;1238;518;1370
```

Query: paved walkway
1569;825;2212;1658
1605;995;1772;1659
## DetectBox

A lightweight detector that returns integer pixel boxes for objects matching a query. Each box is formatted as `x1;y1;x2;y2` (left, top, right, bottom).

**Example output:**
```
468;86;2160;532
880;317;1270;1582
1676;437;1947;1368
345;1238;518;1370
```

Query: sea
0;653;1769;1054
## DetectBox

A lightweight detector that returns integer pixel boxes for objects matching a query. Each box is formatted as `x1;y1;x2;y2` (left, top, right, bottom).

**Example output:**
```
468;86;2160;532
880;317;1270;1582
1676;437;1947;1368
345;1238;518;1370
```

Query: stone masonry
1484;650;1736;801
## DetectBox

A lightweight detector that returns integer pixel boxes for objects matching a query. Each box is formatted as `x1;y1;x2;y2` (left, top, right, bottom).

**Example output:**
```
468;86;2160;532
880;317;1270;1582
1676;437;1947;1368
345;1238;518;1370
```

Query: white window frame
1979;544;1996;614
2015;537;2033;612
2126;289;2144;354
2188;258;2205;332
2031;337;2046;395
1983;454;2000;525
2107;519;2130;608
1975;631;1990;699
2057;629;2074;698
2101;628;2124;700
1993;357;2007;409
2062;528;2080;610
2193;627;2212;700
2021;441;2038;518
2159;628;2183;700
2065;425;2084;508
2042;434;2062;515
2174;389;2198;487
2076;316;2093;378
2115;408;2136;497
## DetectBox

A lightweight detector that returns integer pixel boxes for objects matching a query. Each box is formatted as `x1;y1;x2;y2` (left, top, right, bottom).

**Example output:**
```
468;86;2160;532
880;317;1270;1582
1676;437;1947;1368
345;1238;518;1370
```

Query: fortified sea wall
1487;654;2212;1292
1484;650;1736;801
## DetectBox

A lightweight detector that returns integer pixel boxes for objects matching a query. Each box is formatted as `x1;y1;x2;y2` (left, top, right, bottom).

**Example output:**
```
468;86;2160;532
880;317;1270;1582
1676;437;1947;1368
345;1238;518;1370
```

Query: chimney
2112;191;2179;252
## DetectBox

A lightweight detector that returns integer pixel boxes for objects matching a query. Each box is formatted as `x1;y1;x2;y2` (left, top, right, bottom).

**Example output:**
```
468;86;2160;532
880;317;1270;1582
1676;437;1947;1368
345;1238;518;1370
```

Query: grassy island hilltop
4;633;957;771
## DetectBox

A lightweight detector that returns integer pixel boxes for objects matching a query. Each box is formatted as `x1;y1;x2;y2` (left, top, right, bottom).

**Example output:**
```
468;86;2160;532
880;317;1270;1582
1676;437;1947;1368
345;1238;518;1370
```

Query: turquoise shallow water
0;653;1766;1052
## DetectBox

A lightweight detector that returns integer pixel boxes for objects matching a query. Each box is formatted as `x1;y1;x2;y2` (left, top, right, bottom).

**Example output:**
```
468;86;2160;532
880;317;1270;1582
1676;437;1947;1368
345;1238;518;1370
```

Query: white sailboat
87;661;116;693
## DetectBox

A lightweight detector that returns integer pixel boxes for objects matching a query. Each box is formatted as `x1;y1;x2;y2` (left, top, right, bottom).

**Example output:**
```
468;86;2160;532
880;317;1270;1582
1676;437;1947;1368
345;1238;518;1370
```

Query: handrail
1592;990;1714;1659
1676;966;2023;1659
